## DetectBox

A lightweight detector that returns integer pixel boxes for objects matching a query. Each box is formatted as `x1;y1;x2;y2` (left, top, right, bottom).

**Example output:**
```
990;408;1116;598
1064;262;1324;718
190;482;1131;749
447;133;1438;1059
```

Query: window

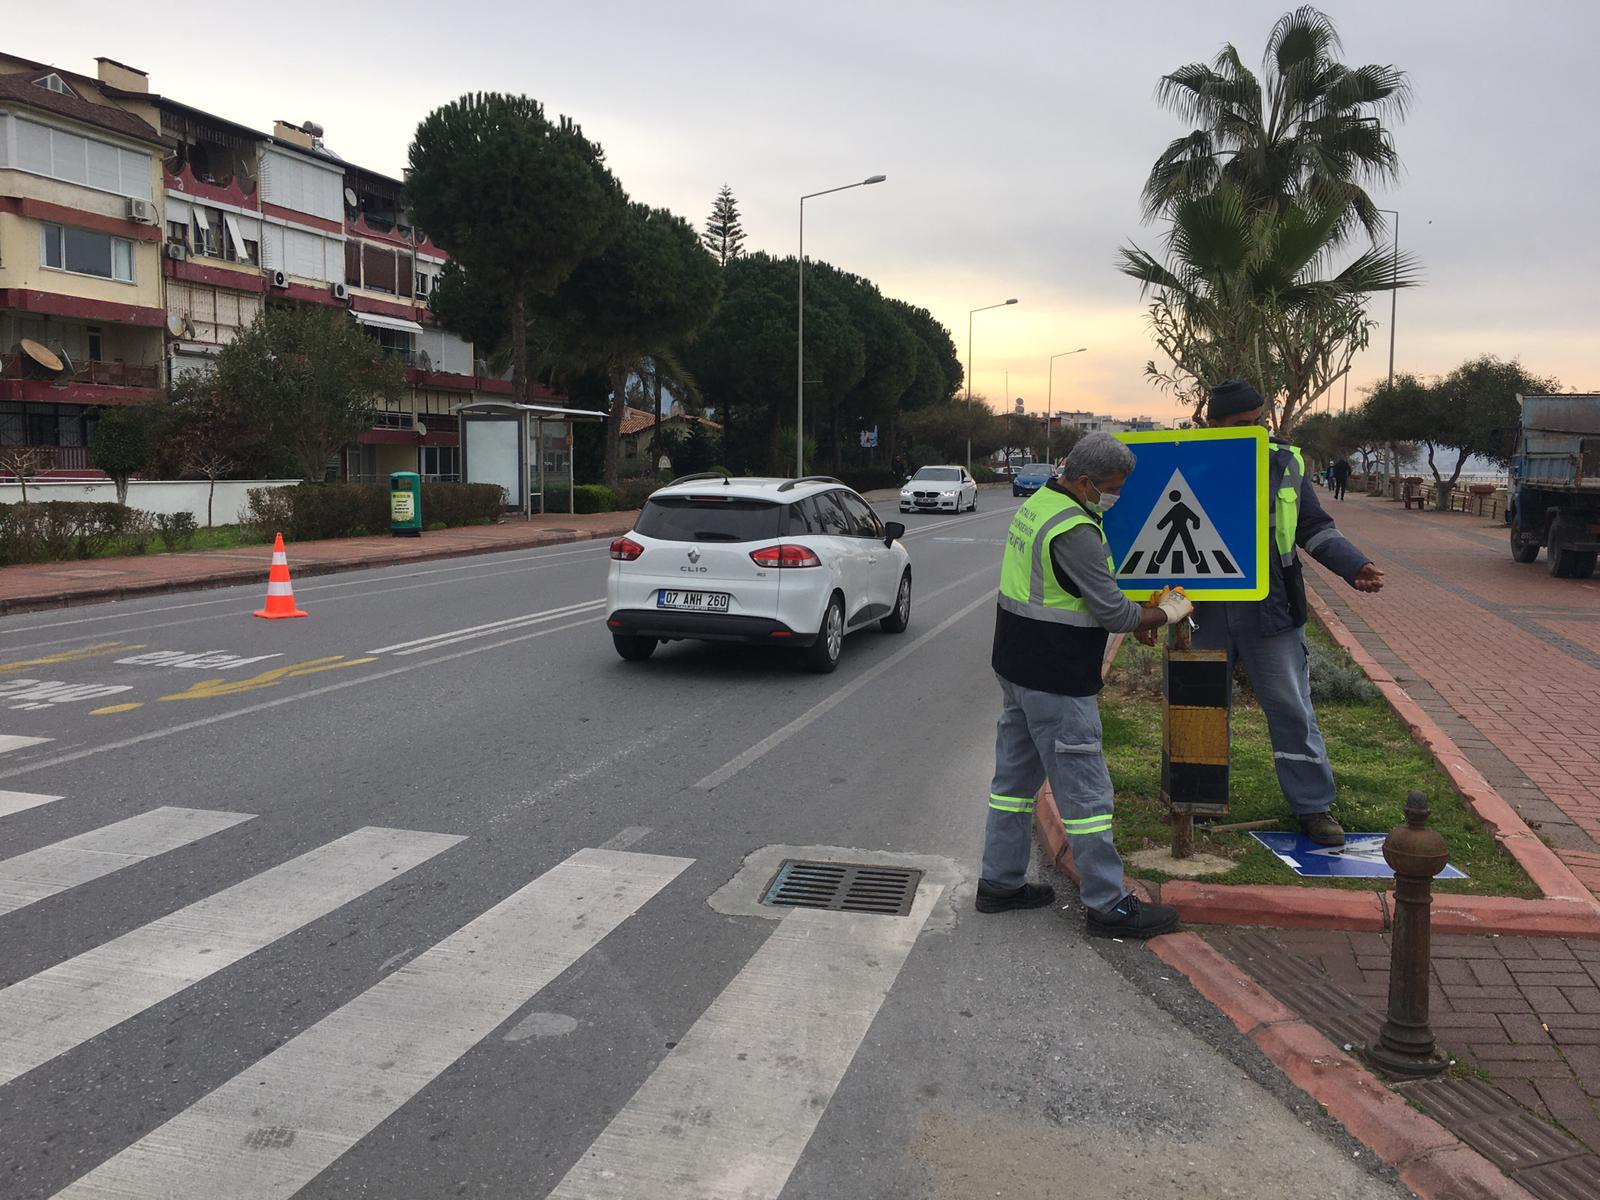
190;206;218;257
362;244;397;293
834;491;885;538
421;445;459;481
911;466;962;482
86;328;103;361
415;271;430;297
166;219;189;249
811;492;856;537
40;222;133;281
634;497;784;544
33;74;76;97
223;213;258;265
12;117;150;200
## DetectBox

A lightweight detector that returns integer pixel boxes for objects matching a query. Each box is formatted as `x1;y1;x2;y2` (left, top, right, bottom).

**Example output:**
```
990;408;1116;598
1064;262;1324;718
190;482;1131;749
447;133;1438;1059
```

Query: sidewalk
1304;492;1600;899
0;512;638;614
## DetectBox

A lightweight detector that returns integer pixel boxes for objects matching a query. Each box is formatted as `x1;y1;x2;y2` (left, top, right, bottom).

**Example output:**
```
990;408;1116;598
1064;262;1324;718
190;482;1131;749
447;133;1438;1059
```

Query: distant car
605;474;912;674
899;465;977;513
1013;463;1058;497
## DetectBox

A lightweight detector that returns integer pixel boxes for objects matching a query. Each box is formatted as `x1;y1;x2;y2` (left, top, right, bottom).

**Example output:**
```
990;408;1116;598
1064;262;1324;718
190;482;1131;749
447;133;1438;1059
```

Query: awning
353;311;424;335
451;399;605;422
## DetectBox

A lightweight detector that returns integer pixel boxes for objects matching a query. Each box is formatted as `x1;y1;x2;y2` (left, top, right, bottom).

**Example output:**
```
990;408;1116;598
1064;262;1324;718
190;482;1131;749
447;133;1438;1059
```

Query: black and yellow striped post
1161;617;1231;858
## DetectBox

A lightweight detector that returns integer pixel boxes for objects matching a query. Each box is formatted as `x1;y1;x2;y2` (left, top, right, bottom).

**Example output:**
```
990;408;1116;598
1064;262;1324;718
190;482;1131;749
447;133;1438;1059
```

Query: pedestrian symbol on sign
1116;468;1245;581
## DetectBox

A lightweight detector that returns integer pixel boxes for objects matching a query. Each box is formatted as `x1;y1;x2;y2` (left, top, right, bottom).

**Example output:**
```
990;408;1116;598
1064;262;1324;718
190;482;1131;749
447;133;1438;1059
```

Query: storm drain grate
761;860;922;916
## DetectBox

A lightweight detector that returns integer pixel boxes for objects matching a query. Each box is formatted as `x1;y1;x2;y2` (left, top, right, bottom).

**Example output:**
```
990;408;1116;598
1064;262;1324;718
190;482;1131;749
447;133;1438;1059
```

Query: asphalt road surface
0;495;1410;1199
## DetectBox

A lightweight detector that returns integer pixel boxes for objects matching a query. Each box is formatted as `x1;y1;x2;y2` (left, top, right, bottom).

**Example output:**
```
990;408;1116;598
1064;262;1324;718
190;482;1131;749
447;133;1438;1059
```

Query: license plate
657;590;731;612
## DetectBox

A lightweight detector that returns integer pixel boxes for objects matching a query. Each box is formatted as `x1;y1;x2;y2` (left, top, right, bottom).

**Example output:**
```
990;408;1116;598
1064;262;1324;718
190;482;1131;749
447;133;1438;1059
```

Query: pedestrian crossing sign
1101;427;1270;601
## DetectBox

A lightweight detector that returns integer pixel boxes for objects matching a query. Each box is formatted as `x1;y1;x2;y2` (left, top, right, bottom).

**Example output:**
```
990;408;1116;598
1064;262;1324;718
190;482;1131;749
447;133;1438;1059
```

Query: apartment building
0;54;167;474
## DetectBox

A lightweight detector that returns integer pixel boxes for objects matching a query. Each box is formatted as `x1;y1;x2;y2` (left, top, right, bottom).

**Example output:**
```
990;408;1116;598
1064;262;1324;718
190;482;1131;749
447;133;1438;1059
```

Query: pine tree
702;184;745;266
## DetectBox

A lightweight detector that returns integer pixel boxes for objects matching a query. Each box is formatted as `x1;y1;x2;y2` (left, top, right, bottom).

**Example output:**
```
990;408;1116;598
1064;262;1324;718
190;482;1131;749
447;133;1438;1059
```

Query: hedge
834;467;904;493
243;482;505;542
0;501;154;564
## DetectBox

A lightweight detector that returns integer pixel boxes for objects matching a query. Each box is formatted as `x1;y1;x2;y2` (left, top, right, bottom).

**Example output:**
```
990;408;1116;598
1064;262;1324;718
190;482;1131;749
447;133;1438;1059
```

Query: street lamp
1045;347;1087;464
966;298;1018;472
797;174;886;476
1374;208;1400;387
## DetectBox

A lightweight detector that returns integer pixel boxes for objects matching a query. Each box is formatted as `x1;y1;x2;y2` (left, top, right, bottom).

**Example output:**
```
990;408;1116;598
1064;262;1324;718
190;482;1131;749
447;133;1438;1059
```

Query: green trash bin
390;471;422;537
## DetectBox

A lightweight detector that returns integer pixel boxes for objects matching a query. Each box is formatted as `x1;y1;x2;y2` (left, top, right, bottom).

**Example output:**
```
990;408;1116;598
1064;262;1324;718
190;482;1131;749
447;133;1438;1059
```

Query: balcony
0;354;162;405
1;354;159;389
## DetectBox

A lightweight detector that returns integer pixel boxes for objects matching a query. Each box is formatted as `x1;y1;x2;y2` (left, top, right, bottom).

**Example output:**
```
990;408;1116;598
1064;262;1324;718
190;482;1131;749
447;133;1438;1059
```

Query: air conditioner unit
331;281;350;302
270;269;289;289
126;197;158;225
166;242;188;261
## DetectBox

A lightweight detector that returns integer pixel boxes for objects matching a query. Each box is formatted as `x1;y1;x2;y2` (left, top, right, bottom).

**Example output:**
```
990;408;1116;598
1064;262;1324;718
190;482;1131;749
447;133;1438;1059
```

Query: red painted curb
1162;880;1386;931
1307;585;1597;909
1420;893;1600;939
1153;932;1536;1200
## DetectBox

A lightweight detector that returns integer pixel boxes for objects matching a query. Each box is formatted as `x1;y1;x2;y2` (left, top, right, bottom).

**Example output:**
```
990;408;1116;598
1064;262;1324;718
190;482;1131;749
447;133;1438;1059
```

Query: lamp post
966;299;1018;473
1373;207;1400;484
798;174;886;477
1045;347;1087;465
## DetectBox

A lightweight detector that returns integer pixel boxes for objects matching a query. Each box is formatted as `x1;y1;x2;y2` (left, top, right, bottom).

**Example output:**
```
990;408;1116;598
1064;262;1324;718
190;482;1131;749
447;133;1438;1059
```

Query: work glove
1154;587;1194;626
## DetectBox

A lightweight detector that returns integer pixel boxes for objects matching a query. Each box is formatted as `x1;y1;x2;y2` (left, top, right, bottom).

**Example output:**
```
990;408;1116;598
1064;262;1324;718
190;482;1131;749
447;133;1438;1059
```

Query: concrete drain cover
761;860;922;916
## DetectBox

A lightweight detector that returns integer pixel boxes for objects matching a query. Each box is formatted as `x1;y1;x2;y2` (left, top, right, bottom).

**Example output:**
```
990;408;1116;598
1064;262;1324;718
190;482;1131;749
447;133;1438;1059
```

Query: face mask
1082;481;1120;514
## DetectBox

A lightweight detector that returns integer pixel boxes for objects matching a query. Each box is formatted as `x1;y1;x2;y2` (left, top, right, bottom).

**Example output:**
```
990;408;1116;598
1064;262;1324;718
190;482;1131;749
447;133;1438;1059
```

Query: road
0;495;1409;1199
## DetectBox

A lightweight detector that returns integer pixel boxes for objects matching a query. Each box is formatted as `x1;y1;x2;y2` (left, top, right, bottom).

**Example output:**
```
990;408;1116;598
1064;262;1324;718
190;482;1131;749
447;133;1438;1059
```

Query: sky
14;0;1598;423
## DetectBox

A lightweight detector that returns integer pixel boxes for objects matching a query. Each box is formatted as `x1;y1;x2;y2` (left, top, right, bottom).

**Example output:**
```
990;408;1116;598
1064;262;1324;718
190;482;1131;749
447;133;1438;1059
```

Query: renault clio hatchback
605;474;912;673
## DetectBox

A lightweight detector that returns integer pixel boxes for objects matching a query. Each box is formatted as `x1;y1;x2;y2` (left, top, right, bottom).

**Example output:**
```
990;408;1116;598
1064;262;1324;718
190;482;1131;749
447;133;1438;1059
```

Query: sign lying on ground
1101;428;1269;601
1252;832;1469;880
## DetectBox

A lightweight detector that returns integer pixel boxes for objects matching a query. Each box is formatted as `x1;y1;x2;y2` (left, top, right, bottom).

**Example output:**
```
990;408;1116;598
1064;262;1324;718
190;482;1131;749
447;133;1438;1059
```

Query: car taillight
750;543;821;569
610;536;644;561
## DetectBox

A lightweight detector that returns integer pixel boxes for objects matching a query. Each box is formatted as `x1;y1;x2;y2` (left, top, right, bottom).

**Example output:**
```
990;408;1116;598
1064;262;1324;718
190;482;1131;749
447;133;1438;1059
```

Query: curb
1306;584;1598;909
0;522;636;616
1149;932;1537;1200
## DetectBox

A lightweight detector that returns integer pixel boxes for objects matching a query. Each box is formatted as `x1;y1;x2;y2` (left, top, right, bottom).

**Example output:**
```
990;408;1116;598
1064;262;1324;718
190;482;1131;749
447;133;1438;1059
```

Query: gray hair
1063;432;1135;486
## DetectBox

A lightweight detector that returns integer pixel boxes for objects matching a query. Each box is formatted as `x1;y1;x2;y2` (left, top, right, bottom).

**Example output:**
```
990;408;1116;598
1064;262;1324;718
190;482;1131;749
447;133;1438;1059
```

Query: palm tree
1142;6;1410;242
1118;180;1420;432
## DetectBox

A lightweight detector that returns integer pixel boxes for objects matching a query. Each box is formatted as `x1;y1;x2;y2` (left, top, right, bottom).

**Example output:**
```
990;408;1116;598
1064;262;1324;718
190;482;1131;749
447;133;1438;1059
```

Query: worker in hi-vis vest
978;432;1191;938
1175;379;1385;847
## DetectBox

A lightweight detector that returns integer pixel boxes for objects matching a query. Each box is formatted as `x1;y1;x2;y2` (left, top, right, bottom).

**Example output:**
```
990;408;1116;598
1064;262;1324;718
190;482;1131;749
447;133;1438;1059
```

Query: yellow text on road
160;656;378;702
0;643;144;674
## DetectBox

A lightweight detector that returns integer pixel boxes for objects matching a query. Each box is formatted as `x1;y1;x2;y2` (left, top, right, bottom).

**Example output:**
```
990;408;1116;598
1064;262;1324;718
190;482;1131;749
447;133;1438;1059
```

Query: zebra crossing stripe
0;735;51;754
0;790;61;819
549;885;942;1200
0;807;252;918
0;826;460;1090
53;847;692;1200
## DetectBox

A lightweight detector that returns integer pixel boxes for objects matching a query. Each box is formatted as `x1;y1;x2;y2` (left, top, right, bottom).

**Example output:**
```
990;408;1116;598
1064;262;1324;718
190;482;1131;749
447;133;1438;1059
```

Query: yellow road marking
91;702;145;715
0;643;144;674
159;656;377;701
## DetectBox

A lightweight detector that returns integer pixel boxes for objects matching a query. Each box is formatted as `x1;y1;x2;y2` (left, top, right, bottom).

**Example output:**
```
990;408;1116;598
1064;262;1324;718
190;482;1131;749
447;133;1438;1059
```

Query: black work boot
1085;894;1181;939
1299;811;1346;847
975;880;1056;914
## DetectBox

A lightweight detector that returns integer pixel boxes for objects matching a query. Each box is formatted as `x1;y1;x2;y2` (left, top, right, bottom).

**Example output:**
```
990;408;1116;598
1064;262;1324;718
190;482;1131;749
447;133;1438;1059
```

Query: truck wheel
1510;524;1541;564
1551;547;1597;579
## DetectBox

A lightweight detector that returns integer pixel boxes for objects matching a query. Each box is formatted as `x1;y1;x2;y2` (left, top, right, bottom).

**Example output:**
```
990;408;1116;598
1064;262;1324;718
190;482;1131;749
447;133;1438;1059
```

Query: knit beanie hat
1207;379;1265;421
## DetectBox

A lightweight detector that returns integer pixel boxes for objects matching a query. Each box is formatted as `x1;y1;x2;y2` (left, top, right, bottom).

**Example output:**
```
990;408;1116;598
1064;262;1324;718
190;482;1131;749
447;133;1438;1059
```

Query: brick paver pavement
0;512;637;613
1305;490;1600;895
1215;926;1600;1192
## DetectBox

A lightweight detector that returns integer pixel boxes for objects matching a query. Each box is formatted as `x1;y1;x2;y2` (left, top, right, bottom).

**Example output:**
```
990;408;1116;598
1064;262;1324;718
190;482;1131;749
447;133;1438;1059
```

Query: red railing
0;445;91;471
1;354;159;389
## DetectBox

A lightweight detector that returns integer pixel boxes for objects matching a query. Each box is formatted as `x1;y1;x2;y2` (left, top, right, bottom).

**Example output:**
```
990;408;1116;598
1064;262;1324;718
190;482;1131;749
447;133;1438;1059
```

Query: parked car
899;465;977;513
606;474;912;673
1012;463;1058;497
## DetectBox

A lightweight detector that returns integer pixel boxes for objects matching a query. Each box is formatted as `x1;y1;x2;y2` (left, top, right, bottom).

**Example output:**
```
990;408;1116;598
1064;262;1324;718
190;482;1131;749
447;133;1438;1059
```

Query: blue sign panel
1101;428;1269;601
1252;832;1469;880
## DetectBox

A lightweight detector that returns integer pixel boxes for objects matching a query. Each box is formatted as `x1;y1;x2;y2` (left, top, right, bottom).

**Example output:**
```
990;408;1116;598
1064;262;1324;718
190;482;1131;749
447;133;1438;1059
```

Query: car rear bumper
607;609;818;646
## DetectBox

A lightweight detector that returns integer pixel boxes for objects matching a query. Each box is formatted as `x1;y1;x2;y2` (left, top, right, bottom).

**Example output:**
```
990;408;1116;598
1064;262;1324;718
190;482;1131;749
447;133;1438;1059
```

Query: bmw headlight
940;489;956;497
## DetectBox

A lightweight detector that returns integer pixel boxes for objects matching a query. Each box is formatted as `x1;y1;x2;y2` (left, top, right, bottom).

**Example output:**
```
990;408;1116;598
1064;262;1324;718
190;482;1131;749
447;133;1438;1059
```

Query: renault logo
687;546;702;564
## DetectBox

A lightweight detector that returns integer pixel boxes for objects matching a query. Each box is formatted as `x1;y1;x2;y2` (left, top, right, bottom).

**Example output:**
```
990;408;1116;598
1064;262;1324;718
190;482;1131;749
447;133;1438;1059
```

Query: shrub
419;482;505;526
155;512;199;552
834;467;903;493
0;501;154;564
243;482;506;542
971;465;999;484
612;478;659;510
572;483;615;513
1308;640;1380;705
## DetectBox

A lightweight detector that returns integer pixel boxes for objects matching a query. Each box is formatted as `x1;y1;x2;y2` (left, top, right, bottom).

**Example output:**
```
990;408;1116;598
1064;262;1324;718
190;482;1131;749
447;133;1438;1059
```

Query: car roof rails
666;471;731;487
777;475;844;492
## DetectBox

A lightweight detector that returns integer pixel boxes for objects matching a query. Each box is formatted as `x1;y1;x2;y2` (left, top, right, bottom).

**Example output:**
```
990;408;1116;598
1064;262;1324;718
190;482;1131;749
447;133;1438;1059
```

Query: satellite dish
19;338;63;374
343;187;358;209
166;312;187;338
54;348;75;379
415;421;428;438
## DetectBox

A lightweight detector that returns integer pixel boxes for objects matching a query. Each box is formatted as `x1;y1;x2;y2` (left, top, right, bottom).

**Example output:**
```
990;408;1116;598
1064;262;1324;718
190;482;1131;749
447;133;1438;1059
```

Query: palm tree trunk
604;366;627;488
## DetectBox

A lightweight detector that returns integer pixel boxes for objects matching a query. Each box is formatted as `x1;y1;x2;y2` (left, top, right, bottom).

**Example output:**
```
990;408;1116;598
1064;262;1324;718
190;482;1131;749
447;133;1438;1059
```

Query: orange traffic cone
253;532;308;619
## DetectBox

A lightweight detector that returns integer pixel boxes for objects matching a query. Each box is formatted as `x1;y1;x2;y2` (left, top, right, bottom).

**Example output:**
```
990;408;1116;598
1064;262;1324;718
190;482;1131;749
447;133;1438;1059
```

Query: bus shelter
451;400;606;517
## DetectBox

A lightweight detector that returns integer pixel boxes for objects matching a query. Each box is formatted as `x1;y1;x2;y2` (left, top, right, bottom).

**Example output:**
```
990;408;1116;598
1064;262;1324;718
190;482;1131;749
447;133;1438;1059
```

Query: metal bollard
1364;791;1449;1078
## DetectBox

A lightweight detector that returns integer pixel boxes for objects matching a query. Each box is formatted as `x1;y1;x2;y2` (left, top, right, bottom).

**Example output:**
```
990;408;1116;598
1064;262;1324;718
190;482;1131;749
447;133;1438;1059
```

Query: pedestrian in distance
1159;380;1383;847
1332;457;1351;502
977;432;1191;938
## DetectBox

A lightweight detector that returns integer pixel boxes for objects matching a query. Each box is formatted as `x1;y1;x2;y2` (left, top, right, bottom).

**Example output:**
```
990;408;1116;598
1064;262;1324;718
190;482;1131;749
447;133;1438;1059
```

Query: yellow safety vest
1269;444;1305;566
998;485;1113;627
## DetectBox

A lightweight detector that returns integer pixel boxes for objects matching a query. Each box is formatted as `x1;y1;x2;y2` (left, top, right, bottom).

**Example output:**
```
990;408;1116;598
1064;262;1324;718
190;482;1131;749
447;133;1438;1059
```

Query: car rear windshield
635;496;784;543
1020;466;1054;478
912;467;961;481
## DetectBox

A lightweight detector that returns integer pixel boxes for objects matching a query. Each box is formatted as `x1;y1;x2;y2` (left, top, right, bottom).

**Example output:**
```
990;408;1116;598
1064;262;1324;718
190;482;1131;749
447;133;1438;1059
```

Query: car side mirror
883;521;905;547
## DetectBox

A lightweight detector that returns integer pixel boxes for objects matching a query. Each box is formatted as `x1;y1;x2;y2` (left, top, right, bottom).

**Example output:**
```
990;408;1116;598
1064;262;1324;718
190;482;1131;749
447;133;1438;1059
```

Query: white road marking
0;807;252;917
549;885;941;1200
0;735;50;754
695;586;995;790
0;790;61;818
599;825;652;851
55;848;692;1200
367;598;605;655
115;650;283;670
0;826;461;1089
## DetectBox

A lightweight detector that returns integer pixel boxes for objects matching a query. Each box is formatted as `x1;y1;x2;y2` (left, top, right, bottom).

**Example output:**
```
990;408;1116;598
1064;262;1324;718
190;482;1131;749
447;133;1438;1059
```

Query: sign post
1104;429;1269;866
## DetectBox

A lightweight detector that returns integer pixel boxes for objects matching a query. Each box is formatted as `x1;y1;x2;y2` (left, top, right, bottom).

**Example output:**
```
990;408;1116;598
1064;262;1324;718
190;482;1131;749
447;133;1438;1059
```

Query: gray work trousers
1191;602;1336;817
981;676;1126;913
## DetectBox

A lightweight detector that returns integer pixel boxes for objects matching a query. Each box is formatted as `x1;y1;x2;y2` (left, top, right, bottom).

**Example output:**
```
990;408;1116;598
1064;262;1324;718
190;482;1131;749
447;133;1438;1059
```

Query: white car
899;465;977;513
605;474;913;673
